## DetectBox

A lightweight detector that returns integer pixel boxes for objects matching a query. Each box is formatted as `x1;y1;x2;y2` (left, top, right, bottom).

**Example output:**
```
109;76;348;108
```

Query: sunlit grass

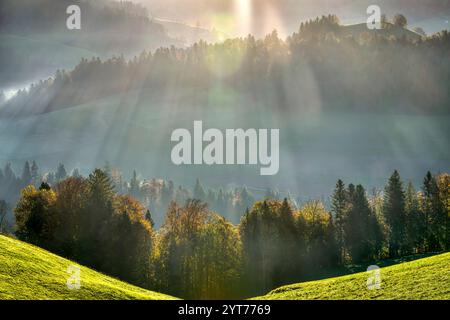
254;252;450;300
0;235;177;300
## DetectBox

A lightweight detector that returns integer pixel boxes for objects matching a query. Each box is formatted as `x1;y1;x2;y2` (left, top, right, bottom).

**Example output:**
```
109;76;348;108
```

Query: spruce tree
423;171;445;251
21;161;32;186
31;161;39;185
331;179;346;263
55;163;67;182
405;182;425;253
345;184;372;262
193;179;206;201
383;170;406;258
129;170;140;199
436;174;450;250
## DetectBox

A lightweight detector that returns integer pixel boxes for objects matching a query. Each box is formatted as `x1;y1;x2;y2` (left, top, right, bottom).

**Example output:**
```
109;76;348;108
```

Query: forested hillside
0;0;174;88
2;15;449;117
2;164;448;299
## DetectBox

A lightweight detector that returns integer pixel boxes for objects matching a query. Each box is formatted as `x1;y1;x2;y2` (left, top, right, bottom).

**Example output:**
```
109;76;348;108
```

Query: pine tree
81;169;115;268
345;184;373;262
55;163;67;182
436;174;450;250
30;161;39;185
193;179;206;201
129;170;140;199
21;161;32;186
331;179;346;263
87;169;115;201
383;170;406;258
423;171;445;251
239;187;255;215
405;182;425;253
3;163;16;184
275;198;300;281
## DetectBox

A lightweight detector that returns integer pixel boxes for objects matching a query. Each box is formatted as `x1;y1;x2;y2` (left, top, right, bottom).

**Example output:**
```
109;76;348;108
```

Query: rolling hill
1;234;449;300
0;234;176;300
254;252;450;300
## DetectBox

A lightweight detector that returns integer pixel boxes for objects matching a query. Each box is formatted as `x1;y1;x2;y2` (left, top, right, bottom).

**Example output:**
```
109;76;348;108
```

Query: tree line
7;166;449;299
2;15;449;117
0;161;275;228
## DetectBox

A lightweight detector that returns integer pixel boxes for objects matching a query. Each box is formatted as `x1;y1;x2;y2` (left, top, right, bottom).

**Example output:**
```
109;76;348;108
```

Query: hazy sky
135;0;450;37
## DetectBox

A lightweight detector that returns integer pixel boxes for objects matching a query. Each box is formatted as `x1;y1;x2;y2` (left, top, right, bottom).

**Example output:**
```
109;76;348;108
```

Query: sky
135;0;450;37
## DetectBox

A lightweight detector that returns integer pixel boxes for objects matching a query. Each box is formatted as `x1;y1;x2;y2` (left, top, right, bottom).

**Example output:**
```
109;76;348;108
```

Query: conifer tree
405;182;425;253
129;170;140;199
55;163;67;182
344;184;373;262
383;170;406;257
193;179;206;201
423;171;446;251
21;161;32;186
331;179;346;263
30;161;39;185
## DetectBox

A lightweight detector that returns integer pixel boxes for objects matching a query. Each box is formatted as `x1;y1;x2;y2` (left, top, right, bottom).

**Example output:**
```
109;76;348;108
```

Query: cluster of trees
3;15;449;116
0;161;70;206
14;170;154;288
10;166;449;299
152;200;243;299
0;161;267;229
138;178;258;225
332;171;449;263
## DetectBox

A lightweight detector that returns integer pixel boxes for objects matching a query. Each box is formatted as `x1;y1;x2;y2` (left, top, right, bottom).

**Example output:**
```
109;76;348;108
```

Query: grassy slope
0;235;176;300
254;252;450;300
1;234;449;300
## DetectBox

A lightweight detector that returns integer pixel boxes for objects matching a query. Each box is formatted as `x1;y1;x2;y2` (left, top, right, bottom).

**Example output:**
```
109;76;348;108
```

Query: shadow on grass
300;252;444;283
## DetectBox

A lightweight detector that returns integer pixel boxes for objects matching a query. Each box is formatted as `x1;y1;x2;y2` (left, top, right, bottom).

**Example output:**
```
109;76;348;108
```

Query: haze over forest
0;0;449;203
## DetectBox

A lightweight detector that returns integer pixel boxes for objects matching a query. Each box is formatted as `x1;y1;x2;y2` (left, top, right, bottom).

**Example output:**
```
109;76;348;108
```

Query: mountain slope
0;235;176;300
254;252;450;300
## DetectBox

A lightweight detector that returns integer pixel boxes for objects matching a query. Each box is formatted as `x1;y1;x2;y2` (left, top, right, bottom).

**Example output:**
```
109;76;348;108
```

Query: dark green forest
1;161;448;299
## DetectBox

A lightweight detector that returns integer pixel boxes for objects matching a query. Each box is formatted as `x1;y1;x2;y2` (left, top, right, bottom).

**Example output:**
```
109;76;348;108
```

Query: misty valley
0;0;449;302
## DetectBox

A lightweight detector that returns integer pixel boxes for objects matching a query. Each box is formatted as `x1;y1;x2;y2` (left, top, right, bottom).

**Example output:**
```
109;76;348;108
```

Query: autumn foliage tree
154;199;242;299
15;185;57;248
14;169;154;288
